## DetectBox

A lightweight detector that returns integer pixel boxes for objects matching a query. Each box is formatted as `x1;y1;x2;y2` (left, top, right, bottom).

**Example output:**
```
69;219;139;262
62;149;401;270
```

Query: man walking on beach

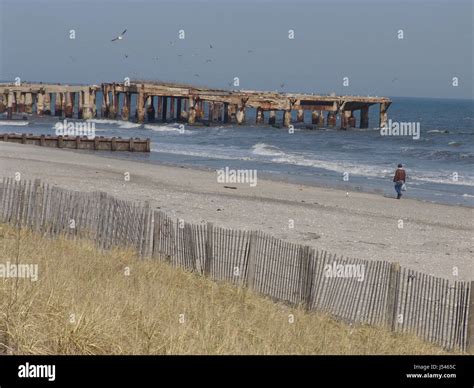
393;163;406;199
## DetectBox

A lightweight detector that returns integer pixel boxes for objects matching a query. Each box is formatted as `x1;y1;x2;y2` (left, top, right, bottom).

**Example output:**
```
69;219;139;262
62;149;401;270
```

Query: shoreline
98;149;474;209
0;142;472;281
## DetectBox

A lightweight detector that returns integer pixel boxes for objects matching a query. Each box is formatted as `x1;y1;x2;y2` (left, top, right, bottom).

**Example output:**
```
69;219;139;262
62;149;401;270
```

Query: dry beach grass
0;225;448;355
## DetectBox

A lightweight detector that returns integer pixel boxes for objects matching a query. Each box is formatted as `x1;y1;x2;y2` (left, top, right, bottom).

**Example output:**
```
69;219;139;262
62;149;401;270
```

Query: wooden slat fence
0;178;471;352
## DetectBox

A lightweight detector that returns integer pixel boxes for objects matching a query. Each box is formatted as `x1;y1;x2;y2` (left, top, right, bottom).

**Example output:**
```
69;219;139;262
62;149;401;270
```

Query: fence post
467;281;474;354
385;262;401;331
204;222;214;277
33;179;43;231
246;231;258;289
298;246;313;310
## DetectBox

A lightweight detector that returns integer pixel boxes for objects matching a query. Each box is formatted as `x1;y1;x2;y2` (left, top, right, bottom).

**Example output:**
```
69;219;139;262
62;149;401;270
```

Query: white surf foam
145;124;193;134
86;119;141;129
0;120;28;126
252;143;285;157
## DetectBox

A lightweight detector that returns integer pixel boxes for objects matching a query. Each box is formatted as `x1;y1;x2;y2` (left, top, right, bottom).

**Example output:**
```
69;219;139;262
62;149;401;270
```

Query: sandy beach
0;142;472;281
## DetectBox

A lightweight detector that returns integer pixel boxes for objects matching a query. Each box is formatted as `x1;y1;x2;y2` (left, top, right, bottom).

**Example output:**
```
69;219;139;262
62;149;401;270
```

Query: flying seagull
280;83;285;89
209;44;213;49
194;73;200;77
205;59;212;63
111;29;127;42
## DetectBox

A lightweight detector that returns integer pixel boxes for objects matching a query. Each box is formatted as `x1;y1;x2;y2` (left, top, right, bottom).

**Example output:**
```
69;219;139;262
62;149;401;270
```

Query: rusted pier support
348;112;356;128
109;88;118;119
360;106;369;128
14;92;20;112
297;109;304;123
78;92;83;119
18;93;25;113
208;102;213;122
236;106;246;125
283;110;291;127
81;90;92;119
156;96;162;119
137;91;145;123
187;97;196;124
327;112;336;127
176;98;182;121
146;96;155;122
223;102;229;123
340;110;351;129
161;96;168;122
379;102;389;129
0;94;5;113
101;86;109;118
43;93;51;115
121;92;130;121
256;107;264;124
24;93;33;114
55;93;63;116
7;92;14;119
64;93;74;118
169;97;175;121
36;92;44;116
268;110;276;125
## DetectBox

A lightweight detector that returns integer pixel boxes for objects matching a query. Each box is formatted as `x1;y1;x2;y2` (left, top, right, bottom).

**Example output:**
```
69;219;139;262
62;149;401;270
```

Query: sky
0;0;472;99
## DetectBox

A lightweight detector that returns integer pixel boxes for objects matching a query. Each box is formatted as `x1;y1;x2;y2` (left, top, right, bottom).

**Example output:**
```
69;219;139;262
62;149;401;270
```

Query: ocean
1;97;473;207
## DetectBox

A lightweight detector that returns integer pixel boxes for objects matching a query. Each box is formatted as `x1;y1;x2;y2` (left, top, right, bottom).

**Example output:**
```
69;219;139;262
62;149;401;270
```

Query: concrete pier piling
65;93;73;118
146;96;155;122
0;81;391;130
360;106;369;128
176;98;182;121
379;102;389;129
0;94;5;113
348;112;356;128
157;96;163;119
7;92;14;119
43;93;51;115
236;106;245;125
36;92;44;116
169;97;175;121
256;107;264;124
327;112;336;127
122;92;130;121
269;110;276;125
18;93;25;113
340;110;351;129
137;91;145;124
24;93;33;114
55;93;63;116
187;97;196;124
297;109;304;123
162;96;168;122
283;110;291;127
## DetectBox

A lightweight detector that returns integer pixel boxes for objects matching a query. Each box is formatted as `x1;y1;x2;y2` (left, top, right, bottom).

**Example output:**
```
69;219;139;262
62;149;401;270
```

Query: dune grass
0;224;449;355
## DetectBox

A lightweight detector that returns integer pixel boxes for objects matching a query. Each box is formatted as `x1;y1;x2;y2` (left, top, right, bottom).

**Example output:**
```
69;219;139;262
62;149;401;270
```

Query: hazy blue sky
0;0;472;99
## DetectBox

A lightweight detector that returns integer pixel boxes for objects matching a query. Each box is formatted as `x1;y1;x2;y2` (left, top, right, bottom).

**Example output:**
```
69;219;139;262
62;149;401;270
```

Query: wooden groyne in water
0;133;150;152
0;81;391;129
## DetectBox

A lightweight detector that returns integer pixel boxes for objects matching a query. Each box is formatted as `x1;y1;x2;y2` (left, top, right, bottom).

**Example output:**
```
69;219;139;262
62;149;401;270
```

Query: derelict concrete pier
0;81;391;129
